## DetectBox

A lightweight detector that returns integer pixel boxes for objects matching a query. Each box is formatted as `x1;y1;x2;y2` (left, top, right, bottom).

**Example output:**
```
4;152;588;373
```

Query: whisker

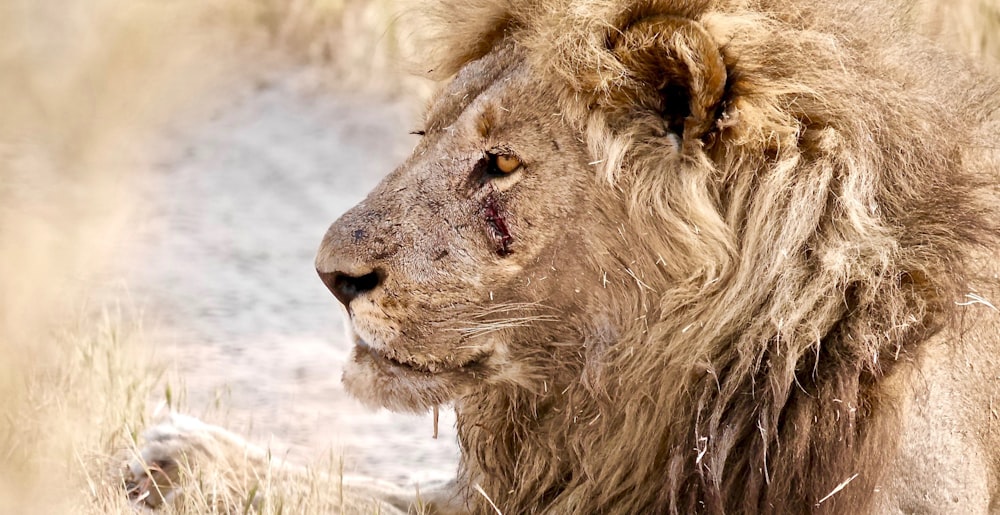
469;301;553;319
452;314;561;336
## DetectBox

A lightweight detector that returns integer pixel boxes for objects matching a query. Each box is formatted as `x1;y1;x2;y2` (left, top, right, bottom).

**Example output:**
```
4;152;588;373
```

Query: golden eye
493;153;522;174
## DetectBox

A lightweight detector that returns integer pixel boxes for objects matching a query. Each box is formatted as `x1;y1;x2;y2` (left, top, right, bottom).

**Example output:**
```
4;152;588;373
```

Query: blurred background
0;0;996;513
0;1;453;513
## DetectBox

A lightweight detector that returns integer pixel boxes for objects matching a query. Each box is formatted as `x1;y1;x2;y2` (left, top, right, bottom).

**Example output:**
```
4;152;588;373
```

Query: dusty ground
111;68;459;486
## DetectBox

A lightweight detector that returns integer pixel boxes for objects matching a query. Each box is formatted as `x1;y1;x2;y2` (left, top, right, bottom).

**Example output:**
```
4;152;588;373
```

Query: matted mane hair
416;0;1000;512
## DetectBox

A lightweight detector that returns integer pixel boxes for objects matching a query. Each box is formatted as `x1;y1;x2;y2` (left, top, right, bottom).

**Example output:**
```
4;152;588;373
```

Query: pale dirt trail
115;70;459;486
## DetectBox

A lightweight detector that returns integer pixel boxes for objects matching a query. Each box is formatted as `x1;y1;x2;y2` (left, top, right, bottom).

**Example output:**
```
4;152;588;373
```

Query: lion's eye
490;153;522;175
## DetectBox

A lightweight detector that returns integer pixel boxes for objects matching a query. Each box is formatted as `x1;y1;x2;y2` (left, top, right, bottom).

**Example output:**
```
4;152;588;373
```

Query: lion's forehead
424;44;527;134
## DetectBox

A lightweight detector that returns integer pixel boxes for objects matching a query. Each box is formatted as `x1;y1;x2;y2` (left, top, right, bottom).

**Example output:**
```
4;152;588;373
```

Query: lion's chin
341;341;491;413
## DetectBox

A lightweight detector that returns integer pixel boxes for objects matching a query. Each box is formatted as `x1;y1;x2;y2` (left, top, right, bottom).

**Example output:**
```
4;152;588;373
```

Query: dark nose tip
318;268;383;308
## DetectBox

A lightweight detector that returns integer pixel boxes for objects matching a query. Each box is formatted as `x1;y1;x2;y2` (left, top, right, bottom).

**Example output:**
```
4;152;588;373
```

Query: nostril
320;268;383;307
334;270;381;299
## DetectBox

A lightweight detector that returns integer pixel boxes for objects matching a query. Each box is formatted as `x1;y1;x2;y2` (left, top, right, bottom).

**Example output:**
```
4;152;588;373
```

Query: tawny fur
409;0;1000;513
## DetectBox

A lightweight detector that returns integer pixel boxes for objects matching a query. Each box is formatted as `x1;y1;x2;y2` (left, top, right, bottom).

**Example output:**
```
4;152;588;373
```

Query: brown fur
311;0;1000;513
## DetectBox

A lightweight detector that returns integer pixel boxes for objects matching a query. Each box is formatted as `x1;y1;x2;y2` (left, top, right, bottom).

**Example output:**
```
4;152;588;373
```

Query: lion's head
316;0;1000;512
315;43;605;413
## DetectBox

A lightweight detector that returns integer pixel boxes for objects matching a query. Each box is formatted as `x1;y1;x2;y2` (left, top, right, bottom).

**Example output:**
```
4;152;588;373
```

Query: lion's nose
317;267;383;308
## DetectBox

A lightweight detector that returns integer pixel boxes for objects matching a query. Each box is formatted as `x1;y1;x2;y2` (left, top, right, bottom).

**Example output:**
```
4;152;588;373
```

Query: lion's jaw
316;48;603;414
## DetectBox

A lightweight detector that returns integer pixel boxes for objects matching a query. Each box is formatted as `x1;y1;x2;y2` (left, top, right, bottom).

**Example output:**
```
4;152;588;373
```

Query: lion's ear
610;15;727;146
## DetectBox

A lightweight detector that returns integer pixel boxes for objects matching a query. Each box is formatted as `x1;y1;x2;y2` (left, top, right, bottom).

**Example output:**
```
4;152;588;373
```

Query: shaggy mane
417;0;1000;513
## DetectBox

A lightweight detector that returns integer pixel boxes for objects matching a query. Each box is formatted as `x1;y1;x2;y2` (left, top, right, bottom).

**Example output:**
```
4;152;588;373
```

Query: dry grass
0;310;160;514
0;0;996;513
233;0;412;86
0;1;221;512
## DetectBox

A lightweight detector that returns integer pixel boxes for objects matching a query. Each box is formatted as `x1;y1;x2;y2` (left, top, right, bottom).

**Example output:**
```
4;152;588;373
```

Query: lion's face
316;47;605;412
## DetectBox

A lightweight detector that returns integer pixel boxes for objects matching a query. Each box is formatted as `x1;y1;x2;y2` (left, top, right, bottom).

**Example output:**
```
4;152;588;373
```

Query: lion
125;0;1000;513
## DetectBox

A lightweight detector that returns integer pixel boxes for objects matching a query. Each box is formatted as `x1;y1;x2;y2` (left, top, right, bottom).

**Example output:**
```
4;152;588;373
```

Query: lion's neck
454;356;584;514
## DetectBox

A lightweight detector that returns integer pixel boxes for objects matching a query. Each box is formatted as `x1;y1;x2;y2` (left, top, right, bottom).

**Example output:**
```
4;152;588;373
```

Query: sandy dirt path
117;71;459;486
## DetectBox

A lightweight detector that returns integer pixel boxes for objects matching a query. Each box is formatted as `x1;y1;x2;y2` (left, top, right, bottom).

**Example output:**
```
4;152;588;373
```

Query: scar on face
482;189;513;256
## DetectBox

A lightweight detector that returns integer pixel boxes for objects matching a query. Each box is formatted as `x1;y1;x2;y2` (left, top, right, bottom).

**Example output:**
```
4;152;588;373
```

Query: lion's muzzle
315;210;391;310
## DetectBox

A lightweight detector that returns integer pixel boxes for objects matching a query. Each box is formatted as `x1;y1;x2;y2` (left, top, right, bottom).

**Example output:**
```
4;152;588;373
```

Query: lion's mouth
353;337;430;372
352;336;490;375
343;332;497;412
